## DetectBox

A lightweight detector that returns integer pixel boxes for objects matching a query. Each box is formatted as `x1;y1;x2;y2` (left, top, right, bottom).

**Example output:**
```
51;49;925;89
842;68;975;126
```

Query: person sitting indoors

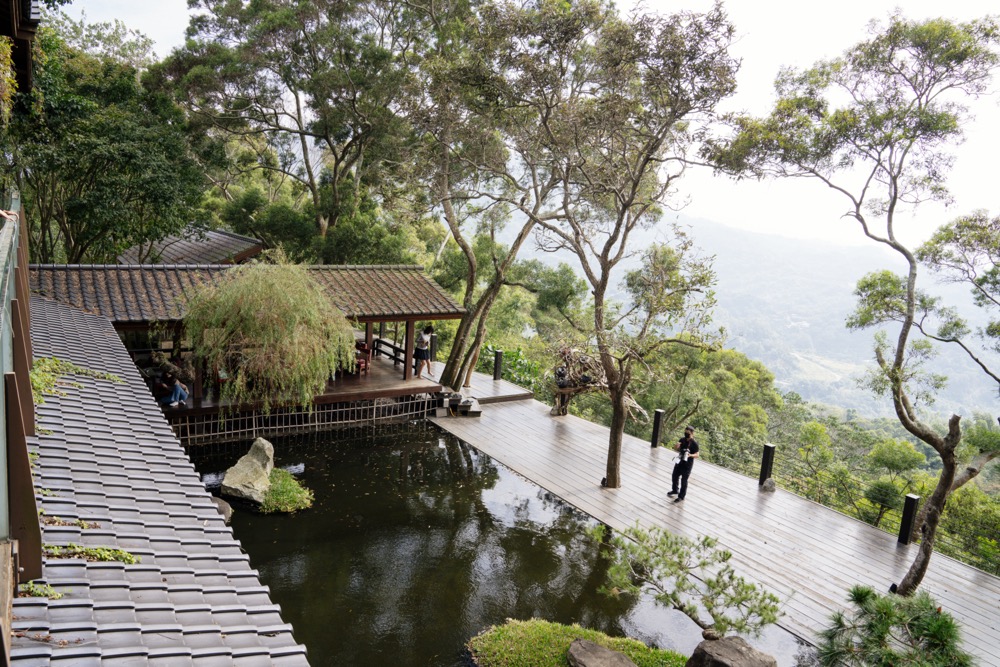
157;373;189;407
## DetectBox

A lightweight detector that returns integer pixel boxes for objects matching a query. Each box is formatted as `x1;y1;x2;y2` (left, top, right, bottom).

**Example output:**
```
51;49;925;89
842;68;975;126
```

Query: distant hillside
682;216;997;417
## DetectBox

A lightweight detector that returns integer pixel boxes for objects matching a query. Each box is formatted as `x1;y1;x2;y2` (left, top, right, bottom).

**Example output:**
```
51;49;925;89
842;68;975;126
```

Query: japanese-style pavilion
30;263;464;381
30;264;466;443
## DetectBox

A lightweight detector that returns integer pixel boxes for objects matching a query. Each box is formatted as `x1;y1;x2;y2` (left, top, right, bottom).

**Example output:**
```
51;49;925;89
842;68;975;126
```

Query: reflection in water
191;422;816;666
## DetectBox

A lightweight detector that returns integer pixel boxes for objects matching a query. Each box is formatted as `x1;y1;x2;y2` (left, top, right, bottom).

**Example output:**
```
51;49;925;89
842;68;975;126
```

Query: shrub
261;468;314;514
818;585;973;667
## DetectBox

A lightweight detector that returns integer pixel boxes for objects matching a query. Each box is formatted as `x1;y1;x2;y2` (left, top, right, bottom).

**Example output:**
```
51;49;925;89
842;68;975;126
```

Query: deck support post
430;333;437;362
651;409;664;448
493;349;503;381
758;443;775;486
404;321;415;380
898;494;920;545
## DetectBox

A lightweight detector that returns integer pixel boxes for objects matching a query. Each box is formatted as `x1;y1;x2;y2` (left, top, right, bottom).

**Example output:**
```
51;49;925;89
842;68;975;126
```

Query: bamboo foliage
183;252;356;413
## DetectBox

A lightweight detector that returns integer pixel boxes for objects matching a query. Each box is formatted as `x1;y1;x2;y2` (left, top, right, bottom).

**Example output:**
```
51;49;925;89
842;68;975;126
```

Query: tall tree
159;0;417;238
411;0;582;392
708;14;1000;594
525;1;738;488
2;24;205;263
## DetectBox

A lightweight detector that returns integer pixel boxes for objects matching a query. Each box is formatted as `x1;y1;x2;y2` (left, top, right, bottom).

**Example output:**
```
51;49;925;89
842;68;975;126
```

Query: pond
192;422;816;666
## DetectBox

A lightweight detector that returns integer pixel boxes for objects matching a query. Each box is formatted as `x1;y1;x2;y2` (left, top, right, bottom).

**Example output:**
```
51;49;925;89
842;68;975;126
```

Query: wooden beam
11;299;33;437
5;373;42;581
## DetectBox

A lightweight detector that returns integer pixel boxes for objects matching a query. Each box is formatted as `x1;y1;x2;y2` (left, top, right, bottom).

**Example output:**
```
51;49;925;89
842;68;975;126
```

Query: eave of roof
30;264;466;323
118;228;266;265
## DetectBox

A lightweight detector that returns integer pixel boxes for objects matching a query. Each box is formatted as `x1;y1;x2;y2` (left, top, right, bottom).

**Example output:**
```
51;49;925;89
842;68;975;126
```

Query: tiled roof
30;264;466;323
18;296;309;665
118;228;265;265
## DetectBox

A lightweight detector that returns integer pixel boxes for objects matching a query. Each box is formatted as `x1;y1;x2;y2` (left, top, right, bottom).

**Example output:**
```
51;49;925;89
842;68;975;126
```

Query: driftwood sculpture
550;348;647;421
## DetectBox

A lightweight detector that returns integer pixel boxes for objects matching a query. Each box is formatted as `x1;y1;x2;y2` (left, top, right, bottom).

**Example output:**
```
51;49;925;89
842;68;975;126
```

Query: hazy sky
68;0;1000;247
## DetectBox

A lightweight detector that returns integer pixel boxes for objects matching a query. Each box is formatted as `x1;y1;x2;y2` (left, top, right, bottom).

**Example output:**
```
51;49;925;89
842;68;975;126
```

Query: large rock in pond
686;636;777;667
221;437;275;504
568;639;637;667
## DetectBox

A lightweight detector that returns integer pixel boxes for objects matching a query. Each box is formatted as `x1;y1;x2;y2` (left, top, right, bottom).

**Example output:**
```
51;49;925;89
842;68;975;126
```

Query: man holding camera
668;425;700;503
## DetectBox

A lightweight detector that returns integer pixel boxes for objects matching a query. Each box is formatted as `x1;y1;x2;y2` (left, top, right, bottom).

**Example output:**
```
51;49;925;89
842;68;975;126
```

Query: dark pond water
192;422;816;667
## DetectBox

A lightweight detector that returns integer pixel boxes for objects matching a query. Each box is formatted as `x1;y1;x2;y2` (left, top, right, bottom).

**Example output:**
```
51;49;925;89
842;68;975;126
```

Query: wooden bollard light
651;409;664;448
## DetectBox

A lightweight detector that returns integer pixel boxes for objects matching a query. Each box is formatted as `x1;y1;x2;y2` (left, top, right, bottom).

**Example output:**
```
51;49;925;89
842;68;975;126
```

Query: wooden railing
374;337;407;368
0;201;43;661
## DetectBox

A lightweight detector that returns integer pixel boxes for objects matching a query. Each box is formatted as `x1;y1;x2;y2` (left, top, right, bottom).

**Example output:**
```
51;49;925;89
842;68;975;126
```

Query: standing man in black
668;426;699;503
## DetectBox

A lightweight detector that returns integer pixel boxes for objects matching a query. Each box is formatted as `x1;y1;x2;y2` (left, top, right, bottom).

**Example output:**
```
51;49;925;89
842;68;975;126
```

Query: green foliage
161;0;418;239
868;439;926;476
221;190;316;261
44;9;156;72
818;585;973;667
261;468;314;514
479;345;545;394
183;252;357;413
320;204;414;266
5;22;206;262
595;523;781;638
29;357;123;405
45;543;140;565
18;581;62;599
467;618;686;667
937;483;1000;575
918;212;1000;378
0;36;14;125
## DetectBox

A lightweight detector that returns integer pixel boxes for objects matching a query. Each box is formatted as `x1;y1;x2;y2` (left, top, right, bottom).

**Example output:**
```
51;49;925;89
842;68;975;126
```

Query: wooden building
30;263;466;444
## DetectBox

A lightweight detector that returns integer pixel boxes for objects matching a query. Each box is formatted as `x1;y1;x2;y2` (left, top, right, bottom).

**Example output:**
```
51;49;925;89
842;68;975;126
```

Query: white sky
68;0;1000;247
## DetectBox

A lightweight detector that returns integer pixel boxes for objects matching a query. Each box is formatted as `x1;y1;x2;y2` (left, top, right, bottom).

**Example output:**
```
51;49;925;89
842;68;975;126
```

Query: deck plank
432;399;1000;665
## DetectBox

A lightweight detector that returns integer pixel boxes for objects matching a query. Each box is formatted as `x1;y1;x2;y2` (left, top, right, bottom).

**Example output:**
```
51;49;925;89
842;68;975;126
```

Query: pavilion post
404;320;415;380
493;349;503;381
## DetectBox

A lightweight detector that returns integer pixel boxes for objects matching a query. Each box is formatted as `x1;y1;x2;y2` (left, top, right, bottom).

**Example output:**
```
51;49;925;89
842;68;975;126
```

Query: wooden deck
457;369;533;404
431;398;1000;665
165;353;443;416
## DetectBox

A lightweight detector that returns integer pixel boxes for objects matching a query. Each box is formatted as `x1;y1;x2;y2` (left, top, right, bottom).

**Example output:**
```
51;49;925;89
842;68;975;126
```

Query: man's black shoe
673;497;683;503
667;491;677;497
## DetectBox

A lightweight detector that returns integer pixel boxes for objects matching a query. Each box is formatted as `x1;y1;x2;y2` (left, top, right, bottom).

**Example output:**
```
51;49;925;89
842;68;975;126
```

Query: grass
261;468;314;514
467;618;686;667
44;543;139;565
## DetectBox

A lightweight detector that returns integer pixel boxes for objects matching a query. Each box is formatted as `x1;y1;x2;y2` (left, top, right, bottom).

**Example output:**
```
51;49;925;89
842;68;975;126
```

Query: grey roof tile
9;645;53;661
20;299;310;663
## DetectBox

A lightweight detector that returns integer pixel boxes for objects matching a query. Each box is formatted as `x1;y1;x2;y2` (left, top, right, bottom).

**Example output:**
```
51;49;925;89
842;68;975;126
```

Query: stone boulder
567;639;637;667
760;478;776;493
210;496;234;524
686;637;777;667
221;437;275;504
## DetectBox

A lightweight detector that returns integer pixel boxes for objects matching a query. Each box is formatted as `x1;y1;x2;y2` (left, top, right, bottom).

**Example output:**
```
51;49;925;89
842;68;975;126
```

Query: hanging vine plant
183;250;356;413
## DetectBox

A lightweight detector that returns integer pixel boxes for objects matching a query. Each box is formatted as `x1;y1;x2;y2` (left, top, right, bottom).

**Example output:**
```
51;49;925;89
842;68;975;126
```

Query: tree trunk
604;389;628;488
896;449;957;595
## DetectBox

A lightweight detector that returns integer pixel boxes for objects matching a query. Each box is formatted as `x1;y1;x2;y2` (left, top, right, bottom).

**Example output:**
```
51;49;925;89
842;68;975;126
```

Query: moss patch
467;618;686;667
261;468;314;514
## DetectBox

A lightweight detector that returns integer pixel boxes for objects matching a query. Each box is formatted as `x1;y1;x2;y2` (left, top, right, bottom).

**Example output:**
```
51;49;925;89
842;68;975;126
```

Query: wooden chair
355;344;371;376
